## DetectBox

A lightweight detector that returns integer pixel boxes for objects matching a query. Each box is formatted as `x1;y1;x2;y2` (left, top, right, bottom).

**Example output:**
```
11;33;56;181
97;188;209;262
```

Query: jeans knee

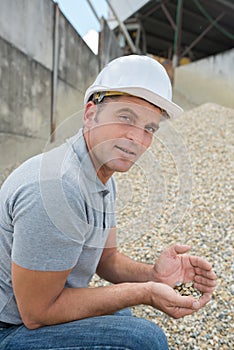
127;318;168;350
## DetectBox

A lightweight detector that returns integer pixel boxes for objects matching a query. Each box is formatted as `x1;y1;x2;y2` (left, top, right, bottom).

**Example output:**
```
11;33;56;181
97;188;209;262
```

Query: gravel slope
1;103;233;349
94;103;234;350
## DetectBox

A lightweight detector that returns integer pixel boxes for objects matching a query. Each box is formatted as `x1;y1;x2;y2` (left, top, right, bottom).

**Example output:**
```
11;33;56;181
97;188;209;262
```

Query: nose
126;125;149;146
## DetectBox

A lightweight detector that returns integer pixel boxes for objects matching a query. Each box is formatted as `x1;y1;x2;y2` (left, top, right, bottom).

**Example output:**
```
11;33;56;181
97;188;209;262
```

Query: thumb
176;294;200;310
192;293;211;309
173;244;191;255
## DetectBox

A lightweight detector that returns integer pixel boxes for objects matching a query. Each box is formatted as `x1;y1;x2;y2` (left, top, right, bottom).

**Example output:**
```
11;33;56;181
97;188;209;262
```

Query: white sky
55;0;108;54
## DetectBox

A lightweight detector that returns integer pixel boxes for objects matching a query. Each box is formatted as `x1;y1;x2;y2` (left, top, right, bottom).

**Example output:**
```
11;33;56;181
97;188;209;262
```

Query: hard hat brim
84;86;183;119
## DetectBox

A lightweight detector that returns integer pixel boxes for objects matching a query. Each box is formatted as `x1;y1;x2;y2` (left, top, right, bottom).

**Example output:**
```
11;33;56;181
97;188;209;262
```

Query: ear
83;101;97;129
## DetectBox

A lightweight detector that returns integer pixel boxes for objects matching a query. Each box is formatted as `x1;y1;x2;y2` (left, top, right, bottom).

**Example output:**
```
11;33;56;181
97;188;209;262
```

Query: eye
118;115;132;123
145;126;158;134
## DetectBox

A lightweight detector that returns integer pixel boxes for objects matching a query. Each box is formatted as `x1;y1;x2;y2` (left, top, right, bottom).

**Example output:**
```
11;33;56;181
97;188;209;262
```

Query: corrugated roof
109;0;234;61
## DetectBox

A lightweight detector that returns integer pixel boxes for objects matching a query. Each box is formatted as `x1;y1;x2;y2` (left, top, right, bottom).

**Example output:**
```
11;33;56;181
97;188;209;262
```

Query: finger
173;244;191;255
172;295;210;319
194;274;217;287
172;307;196;319
171;296;201;319
189;256;213;271
162;244;190;258
175;294;200;310
194;279;216;294
194;267;217;280
197;293;212;308
194;283;216;294
169;293;211;319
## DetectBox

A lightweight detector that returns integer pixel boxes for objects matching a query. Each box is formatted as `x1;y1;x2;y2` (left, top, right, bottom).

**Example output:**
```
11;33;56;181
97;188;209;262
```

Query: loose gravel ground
92;103;234;349
1;103;233;349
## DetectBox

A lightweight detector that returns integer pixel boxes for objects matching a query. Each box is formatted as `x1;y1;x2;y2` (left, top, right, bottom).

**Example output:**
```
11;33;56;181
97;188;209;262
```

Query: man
0;55;216;349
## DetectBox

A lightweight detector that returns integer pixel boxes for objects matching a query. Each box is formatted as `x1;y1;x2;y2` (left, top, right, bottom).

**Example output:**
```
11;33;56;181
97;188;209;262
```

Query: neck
96;166;114;184
83;129;114;184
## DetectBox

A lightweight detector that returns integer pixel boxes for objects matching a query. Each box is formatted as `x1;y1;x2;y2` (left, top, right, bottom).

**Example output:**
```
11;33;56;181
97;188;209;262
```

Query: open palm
153;244;216;293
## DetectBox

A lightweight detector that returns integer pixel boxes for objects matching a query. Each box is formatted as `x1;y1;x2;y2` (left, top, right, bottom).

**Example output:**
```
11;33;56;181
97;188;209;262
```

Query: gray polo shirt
0;129;116;324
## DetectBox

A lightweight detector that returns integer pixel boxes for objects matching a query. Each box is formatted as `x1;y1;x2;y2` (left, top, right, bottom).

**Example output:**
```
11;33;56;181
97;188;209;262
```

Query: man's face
83;95;162;183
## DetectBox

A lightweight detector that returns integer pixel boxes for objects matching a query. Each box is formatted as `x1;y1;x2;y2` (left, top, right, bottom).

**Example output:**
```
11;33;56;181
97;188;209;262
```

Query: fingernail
192;301;200;309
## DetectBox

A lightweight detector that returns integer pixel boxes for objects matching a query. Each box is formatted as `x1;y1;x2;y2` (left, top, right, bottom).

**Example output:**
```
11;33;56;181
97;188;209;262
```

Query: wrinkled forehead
94;93;169;119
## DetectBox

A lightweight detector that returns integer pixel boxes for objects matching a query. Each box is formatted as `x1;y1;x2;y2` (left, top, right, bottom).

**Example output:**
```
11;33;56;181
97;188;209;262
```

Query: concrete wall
56;10;99;129
0;36;51;139
0;0;53;70
0;0;99;171
174;49;234;109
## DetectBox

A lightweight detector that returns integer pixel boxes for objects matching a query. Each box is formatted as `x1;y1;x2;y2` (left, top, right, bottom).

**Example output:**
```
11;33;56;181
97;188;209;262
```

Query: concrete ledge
174;49;234;109
0;133;46;173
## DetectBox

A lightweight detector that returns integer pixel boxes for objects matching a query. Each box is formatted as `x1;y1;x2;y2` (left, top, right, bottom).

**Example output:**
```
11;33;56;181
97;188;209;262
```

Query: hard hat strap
92;91;130;104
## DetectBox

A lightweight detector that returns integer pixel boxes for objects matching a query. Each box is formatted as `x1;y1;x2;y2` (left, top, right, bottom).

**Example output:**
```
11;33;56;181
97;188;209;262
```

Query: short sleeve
11;180;87;271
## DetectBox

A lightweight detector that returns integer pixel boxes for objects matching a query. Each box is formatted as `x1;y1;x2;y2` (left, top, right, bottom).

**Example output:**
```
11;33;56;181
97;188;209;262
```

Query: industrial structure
0;0;233;172
104;0;234;65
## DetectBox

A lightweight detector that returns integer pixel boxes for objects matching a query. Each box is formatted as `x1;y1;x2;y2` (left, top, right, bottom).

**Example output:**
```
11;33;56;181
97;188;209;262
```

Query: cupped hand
153;244;217;293
147;281;211;319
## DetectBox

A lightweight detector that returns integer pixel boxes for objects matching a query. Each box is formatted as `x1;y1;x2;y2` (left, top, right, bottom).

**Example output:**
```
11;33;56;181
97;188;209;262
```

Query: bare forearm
27;282;149;329
97;251;157;283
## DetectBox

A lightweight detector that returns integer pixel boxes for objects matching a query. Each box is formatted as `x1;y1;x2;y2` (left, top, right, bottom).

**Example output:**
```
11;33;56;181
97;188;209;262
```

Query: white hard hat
84;55;183;118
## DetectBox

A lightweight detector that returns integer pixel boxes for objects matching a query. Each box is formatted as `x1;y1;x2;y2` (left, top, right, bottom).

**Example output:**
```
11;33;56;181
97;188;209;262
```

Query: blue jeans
0;309;168;350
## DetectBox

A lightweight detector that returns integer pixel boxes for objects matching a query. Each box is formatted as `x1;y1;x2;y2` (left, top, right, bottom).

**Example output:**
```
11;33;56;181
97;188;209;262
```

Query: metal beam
143;16;174;36
161;3;176;31
181;12;225;57
213;0;234;10
146;31;212;55
141;0;170;19
146;32;174;46
144;14;226;50
173;0;183;67
105;0;137;53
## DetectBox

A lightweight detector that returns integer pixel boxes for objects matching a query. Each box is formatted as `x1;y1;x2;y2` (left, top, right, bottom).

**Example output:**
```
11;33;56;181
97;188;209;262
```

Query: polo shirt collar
68;128;111;196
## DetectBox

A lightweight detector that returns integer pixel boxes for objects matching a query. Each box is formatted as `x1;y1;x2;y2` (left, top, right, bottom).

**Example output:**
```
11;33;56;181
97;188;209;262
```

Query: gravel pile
93;103;234;349
1;103;233;349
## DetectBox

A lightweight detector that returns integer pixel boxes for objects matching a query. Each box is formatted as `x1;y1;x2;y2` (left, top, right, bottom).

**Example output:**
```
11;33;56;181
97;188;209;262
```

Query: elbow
24;321;43;330
19;309;47;330
21;314;44;330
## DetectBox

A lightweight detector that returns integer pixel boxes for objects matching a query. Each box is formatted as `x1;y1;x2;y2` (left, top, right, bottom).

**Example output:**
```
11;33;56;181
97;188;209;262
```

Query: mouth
115;145;136;156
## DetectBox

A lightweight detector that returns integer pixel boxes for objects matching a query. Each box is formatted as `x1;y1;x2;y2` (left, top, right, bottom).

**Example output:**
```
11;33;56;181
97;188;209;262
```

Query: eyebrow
116;107;159;129
146;122;159;130
116;107;139;120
